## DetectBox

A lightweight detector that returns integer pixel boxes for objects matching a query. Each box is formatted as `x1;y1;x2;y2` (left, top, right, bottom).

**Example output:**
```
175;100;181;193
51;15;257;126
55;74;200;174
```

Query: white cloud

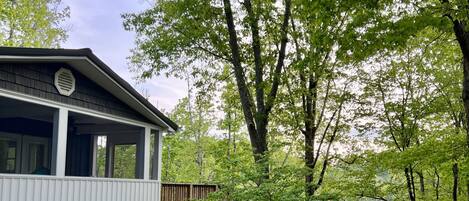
62;0;188;112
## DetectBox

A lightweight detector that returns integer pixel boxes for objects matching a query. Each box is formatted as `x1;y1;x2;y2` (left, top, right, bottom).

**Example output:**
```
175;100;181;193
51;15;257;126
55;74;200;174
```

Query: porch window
0;137;17;173
0;134;52;175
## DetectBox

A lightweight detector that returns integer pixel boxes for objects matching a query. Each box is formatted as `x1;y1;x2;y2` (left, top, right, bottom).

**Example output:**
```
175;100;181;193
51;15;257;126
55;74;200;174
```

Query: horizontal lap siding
0;175;160;201
0;63;150;123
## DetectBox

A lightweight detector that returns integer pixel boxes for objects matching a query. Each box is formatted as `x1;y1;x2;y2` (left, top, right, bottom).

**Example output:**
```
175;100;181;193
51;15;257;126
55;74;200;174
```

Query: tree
433;1;469;198
437;0;469;146
123;0;292;181
281;0;434;197
122;1;469;200
0;0;69;48
164;95;216;183
350;28;468;201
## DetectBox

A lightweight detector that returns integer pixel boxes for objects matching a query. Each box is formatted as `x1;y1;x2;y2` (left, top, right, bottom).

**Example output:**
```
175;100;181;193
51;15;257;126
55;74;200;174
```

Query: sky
62;0;187;112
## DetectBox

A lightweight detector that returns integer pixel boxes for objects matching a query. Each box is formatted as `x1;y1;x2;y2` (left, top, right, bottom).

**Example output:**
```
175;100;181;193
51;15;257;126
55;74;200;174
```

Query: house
0;47;178;201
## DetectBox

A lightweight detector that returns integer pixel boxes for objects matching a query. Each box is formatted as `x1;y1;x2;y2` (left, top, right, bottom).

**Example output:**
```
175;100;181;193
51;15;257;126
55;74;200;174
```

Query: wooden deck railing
161;183;218;201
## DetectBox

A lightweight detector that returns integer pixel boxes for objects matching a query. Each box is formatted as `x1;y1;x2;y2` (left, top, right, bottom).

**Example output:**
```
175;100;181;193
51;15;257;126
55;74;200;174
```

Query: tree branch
377;81;403;152
313;85;346;193
265;0;292;115
243;0;265;119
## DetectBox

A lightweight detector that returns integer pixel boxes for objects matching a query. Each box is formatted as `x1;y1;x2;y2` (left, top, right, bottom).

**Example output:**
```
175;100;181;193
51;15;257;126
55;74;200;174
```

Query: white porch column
51;108;68;177
143;127;151;180
91;135;98;177
137;127;151;179
155;130;163;180
151;129;163;180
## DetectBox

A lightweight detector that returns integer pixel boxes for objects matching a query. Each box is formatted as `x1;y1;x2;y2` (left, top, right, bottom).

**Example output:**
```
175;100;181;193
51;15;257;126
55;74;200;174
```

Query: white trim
51;108;68;177
143;127;151;180
80;57;174;132
91;135;98;177
0;88;161;130
0;55;174;132
156;130;163;181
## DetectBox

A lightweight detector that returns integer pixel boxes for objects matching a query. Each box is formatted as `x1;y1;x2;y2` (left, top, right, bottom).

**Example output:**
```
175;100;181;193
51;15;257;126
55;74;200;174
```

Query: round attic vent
54;68;76;96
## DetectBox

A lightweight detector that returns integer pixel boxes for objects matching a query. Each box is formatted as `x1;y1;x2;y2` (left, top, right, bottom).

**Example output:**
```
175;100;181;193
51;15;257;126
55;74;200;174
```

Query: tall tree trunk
466;181;469;201
222;0;266;176
227;112;232;160
290;17;319;198
453;163;459;201
304;127;315;197
446;12;469;201
405;167;416;201
233;114;237;155
222;0;291;183
463;57;469;154
448;6;469;152
410;167;417;200
434;167;440;200
464;59;469;201
467;181;469;201
304;76;317;198
416;171;425;195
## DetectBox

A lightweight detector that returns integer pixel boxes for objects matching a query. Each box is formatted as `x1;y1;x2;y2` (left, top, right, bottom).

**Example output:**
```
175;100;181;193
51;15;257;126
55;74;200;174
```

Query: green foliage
113;144;137;179
124;0;469;200
162;96;218;183
0;0;69;48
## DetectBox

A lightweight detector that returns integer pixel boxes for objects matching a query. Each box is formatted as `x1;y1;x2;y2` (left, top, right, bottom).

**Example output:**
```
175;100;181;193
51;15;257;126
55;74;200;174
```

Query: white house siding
0;174;160;201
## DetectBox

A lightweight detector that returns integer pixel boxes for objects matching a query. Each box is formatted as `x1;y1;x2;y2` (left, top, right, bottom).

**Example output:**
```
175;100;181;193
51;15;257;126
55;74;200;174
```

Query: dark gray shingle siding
0;62;151;123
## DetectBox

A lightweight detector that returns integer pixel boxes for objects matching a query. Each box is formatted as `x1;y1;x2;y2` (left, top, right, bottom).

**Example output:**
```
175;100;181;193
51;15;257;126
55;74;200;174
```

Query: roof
0;47;178;131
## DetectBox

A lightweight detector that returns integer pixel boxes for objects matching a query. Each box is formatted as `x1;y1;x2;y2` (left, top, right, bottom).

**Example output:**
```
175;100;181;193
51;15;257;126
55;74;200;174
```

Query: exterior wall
0;174;160;201
0;118;52;137
0;62;165;201
65;133;92;176
0;62;150;123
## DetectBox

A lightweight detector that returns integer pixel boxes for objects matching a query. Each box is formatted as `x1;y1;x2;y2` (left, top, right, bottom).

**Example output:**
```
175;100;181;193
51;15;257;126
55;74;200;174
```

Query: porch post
105;139;114;178
152;129;163;180
91;135;98;177
51;108;68;177
143;127;151;180
137;127;151;179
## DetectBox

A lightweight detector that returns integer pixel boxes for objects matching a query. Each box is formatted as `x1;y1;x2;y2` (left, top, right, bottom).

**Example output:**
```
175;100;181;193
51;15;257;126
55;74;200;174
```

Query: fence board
161;183;217;201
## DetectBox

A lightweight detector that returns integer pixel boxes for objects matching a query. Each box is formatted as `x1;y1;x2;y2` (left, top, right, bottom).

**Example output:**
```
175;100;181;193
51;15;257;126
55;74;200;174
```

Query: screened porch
0;95;163;201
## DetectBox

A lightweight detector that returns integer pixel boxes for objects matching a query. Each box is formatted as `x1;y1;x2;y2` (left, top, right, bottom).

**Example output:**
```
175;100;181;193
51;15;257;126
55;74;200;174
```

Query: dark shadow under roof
0;46;178;131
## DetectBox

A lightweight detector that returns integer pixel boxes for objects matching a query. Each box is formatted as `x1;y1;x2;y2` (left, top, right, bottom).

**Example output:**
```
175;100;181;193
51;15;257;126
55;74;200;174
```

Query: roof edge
0;46;179;131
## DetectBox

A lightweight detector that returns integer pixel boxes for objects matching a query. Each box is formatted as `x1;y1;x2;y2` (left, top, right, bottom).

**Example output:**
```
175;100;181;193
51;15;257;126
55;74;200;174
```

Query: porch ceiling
0;96;142;135
69;111;141;135
0;95;55;122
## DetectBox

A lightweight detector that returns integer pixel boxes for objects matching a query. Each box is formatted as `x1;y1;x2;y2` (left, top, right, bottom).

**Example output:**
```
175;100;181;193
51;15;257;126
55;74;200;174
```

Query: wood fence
161;183;218;201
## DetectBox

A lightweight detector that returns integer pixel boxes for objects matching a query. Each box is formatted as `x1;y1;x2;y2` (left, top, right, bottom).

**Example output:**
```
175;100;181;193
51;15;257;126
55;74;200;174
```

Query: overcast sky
62;0;186;112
